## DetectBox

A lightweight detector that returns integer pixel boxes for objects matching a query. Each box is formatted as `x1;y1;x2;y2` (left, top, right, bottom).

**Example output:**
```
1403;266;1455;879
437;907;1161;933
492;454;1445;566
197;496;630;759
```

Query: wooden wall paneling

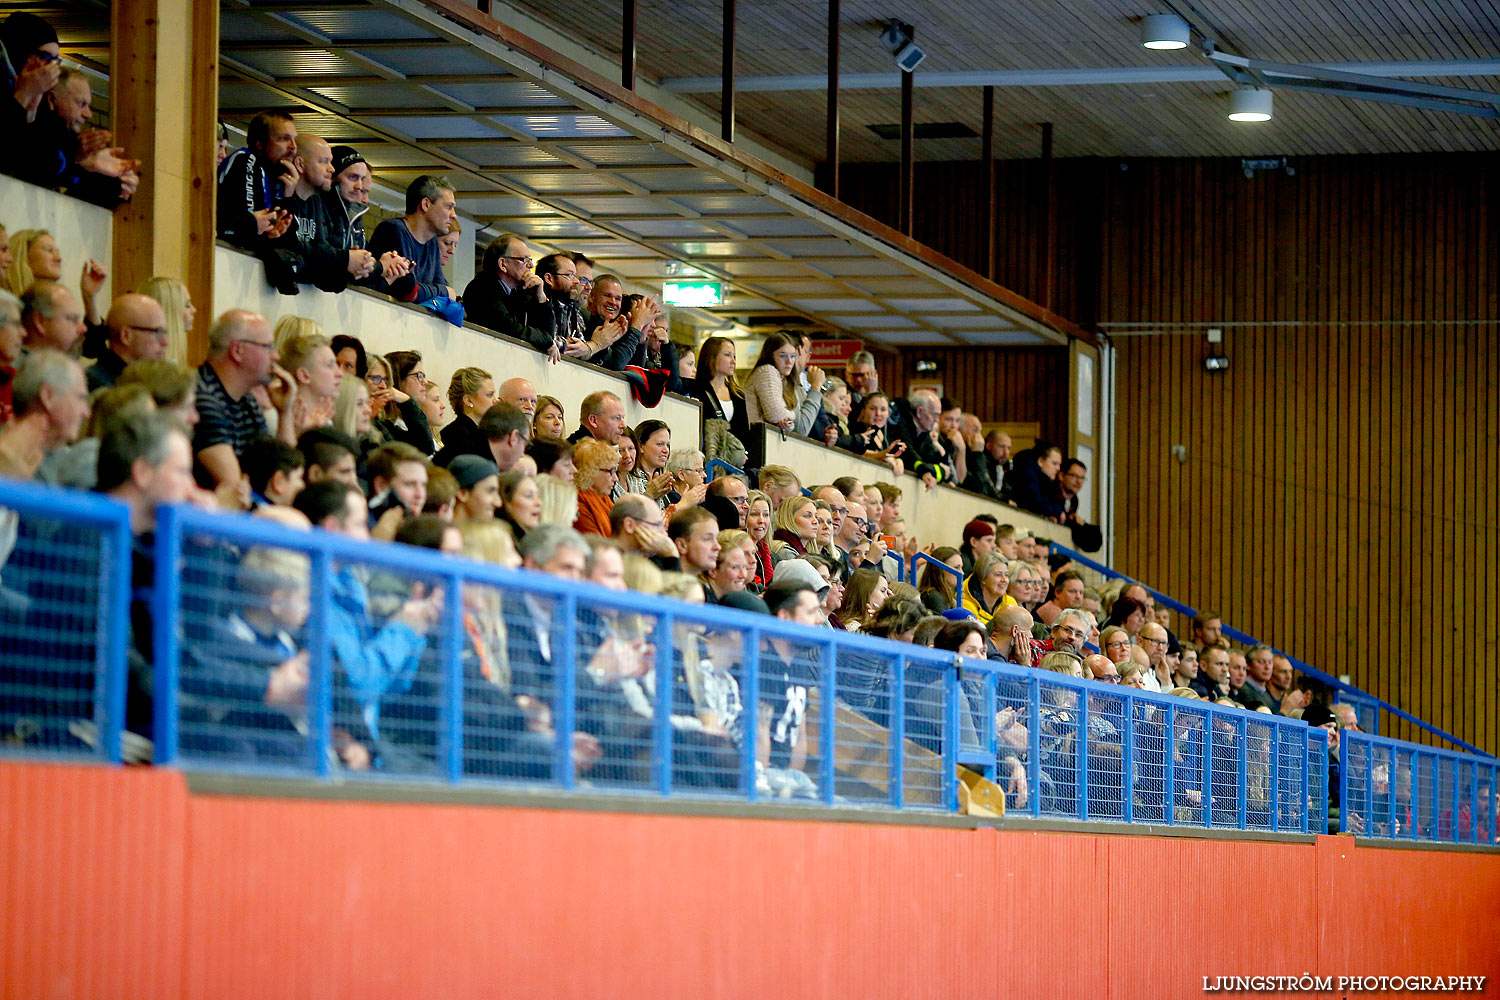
838;153;1497;751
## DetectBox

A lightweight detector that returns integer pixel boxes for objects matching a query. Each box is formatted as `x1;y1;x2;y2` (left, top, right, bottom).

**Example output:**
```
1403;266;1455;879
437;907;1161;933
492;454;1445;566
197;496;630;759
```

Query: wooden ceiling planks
501;0;1500;163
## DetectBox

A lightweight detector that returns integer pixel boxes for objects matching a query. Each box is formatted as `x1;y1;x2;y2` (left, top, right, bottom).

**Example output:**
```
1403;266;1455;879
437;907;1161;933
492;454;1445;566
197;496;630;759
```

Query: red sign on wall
808;339;863;367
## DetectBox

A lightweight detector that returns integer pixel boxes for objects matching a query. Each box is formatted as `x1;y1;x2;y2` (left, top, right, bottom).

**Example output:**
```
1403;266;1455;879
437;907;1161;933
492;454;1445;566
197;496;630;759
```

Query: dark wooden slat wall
871;347;1070;448
833;153;1499;753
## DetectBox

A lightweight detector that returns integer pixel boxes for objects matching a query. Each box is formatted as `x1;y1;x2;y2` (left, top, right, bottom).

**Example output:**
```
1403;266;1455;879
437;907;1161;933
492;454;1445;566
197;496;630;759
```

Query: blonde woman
332;375;374;449
4;230;107;327
438;366;495;462
534;471;579;528
418;380;447;451
572;438;620;536
768;494;818;565
272;314;322;353
744;489;773;591
138;276;196;365
962;551;1016;627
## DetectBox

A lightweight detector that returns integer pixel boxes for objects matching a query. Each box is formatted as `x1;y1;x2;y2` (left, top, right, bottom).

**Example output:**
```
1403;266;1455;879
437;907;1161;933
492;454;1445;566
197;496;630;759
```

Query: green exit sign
662;280;724;307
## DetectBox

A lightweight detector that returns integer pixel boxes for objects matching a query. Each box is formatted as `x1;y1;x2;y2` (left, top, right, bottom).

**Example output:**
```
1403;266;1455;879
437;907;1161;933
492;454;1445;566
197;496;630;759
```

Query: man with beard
279;135;377;291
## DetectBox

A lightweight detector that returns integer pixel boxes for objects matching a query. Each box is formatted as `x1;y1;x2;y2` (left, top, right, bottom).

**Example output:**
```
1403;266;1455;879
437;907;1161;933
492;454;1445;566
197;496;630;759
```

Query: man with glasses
1085;653;1119;683
86;294;169;391
19;281;86;356
195;309;297;508
810;485;848;535
462;234;573;361
569;252;595;308
1;12;62;132
831;499;869;582
609;493;680;569
1138;621;1171;690
1024;607;1093;667
706;474;749;528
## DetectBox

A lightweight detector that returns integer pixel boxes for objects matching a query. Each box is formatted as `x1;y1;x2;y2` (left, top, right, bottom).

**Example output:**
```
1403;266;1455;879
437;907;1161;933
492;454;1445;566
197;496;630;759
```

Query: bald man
497;377;537;415
87;294;168;391
1085;653;1118;683
985;603;1035;664
282;134;376;289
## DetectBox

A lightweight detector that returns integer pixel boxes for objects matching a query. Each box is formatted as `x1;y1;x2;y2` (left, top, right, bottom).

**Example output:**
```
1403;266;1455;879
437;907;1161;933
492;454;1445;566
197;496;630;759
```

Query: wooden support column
722;0;736;143
111;0;218;364
899;40;914;235
622;0;637;90
1041;121;1057;311
982;85;995;280
825;0;840;199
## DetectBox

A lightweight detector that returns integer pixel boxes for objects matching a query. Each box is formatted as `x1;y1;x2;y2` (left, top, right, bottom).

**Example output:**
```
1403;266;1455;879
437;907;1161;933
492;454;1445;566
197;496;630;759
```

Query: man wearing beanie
278;134;377;292
328;145;412;289
1;12;61;176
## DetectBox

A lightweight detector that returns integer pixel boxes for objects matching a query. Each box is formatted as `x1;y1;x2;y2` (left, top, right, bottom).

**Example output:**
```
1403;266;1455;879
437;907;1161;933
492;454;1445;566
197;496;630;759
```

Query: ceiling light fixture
1141;13;1190;50
1228;87;1273;122
879;19;926;73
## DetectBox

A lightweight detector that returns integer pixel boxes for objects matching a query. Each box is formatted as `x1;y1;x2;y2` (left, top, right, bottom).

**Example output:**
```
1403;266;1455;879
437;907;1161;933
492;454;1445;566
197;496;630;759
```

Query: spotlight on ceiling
1228;87;1274;122
1141;13;1190;50
879;19;926;73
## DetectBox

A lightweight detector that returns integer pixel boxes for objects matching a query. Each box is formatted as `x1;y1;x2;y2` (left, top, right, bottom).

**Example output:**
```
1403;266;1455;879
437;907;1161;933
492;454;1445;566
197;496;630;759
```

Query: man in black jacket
216;111;296;248
280;135;377;292
14;68;138;206
462;234;572;359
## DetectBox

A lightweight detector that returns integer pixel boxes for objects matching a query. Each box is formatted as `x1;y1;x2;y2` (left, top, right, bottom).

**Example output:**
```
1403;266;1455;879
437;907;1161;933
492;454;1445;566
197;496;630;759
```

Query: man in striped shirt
193;309;296;508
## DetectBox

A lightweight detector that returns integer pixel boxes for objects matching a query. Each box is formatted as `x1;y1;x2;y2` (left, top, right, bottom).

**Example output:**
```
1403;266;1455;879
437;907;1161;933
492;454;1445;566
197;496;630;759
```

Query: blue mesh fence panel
449;578;566;785
1171;706;1208;827
1036;676;1082;819
1130;698;1167;824
1337;735;1498;845
831;644;896;806
174;539;319;773
656;603;748;798
1209;711;1242;829
1276;725;1307;833
1481;764;1498;846
899;655;949;810
1085;689;1126;821
992;671;1031;815
564;596;663;793
0;499;127;759
1305;731;1327;833
756;626;825;803
1245;717;1274;831
1343;737;1370;835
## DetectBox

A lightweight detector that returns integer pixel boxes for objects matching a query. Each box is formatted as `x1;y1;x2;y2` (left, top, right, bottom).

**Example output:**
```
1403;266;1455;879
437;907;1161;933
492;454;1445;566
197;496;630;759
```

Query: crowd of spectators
0;14;1374;821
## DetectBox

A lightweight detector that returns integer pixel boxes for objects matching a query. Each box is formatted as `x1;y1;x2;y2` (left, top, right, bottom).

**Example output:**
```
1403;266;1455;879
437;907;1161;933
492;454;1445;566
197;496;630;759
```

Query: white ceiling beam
658;60;1500;94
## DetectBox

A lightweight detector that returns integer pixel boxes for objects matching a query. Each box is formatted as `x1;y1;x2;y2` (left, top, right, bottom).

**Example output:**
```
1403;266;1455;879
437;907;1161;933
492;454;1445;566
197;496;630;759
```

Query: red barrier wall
5;761;1499;999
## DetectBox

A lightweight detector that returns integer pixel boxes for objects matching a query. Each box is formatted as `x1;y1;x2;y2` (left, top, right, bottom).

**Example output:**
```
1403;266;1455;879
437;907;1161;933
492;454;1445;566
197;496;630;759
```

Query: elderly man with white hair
1028;606;1095;666
886;386;953;489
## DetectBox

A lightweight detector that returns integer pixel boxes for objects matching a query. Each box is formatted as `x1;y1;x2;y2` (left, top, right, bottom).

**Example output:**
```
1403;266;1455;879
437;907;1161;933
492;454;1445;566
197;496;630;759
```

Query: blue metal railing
0;478;132;763
0;481;1339;836
910;552;962;610
1339;731;1497;845
1050;543;1486;757
1334;690;1382;736
705;458;745;482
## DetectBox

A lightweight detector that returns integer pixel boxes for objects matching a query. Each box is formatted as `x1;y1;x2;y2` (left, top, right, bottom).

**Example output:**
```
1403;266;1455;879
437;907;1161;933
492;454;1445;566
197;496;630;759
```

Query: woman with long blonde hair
137;276;196;365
